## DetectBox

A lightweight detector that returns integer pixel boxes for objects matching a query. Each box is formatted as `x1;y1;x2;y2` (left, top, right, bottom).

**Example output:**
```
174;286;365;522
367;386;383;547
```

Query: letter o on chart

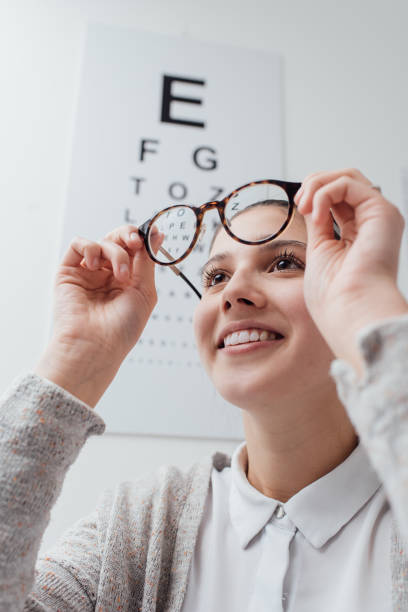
169;182;188;201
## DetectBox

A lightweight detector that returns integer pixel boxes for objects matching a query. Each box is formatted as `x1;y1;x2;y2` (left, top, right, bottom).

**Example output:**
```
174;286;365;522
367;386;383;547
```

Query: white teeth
238;330;250;343
230;332;240;346
223;328;281;347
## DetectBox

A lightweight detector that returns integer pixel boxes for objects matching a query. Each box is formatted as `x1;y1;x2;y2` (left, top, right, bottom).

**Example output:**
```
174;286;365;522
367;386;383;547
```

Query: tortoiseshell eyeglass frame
138;179;302;300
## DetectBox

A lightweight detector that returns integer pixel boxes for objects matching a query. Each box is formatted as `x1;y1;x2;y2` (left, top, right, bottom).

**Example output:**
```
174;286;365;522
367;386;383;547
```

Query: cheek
284;286;333;358
277;283;320;344
290;296;311;329
275;281;307;321
193;300;215;362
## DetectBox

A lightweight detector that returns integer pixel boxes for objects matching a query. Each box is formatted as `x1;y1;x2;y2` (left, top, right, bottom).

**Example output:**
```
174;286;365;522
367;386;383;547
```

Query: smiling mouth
218;328;284;349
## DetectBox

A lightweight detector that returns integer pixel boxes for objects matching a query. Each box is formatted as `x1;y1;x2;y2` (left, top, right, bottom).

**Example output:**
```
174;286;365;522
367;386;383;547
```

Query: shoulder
97;451;232;520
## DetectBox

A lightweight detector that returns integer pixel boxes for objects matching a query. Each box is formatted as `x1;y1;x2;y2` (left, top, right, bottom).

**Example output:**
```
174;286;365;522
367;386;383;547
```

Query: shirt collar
229;440;382;549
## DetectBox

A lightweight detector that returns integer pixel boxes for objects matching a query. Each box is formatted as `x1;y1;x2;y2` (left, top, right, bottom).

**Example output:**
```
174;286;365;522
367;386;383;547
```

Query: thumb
130;229;164;283
302;209;338;249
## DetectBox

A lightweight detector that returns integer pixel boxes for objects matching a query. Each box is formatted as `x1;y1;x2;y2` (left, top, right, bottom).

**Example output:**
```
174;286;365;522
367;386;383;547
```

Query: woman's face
193;206;336;412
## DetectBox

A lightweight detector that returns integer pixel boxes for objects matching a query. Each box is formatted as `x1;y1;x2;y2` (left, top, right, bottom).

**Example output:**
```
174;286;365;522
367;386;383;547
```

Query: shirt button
275;504;286;519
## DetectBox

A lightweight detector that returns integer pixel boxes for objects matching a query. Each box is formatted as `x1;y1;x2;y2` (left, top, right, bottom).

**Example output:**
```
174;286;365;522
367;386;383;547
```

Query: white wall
1;0;407;554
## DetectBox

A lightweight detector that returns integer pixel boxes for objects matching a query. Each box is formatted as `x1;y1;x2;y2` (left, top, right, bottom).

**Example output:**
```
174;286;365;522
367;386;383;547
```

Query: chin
213;369;287;411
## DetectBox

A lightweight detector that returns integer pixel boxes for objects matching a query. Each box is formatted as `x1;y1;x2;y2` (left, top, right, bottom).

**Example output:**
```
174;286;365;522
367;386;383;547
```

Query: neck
242;381;358;502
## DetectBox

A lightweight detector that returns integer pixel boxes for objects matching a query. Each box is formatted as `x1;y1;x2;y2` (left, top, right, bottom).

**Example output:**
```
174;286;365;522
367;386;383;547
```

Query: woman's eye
202;269;229;287
213;273;225;284
202;252;303;288
269;254;304;272
210;272;228;286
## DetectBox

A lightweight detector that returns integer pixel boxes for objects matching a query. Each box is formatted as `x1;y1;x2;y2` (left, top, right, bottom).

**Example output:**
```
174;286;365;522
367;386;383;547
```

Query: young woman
1;168;408;611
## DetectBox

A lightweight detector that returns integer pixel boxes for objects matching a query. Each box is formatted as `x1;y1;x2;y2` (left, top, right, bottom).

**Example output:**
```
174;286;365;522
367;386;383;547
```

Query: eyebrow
200;239;307;276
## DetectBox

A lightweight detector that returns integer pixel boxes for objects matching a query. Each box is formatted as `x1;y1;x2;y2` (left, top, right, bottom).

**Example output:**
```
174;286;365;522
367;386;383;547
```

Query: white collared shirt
181;441;391;611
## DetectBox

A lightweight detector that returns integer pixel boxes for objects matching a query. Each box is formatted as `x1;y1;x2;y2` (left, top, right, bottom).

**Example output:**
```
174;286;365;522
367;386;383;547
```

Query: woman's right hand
52;224;161;359
34;225;162;407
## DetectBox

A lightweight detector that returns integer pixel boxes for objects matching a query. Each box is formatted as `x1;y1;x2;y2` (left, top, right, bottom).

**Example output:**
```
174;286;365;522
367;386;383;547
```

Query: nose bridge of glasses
198;200;220;213
188;200;214;243
195;200;222;235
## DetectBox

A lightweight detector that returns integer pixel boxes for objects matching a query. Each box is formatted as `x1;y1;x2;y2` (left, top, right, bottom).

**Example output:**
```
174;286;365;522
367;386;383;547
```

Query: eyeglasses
138;179;302;300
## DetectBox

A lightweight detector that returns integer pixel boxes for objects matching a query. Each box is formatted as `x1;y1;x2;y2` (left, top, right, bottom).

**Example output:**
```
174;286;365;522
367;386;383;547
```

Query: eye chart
60;24;283;438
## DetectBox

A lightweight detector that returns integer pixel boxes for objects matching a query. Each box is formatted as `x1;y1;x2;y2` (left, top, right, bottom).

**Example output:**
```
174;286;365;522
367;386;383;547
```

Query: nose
221;271;267;312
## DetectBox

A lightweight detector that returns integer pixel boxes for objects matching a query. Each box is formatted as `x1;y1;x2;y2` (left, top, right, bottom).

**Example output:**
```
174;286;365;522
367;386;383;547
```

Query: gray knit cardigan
1;314;408;611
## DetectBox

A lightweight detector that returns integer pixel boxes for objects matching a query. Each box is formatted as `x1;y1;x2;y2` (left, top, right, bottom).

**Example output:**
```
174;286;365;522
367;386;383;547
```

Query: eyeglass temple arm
157;244;202;300
138;224;202;299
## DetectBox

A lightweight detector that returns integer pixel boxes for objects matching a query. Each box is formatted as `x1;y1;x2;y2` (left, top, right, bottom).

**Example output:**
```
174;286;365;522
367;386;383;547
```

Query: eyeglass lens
224;183;289;242
147;182;290;265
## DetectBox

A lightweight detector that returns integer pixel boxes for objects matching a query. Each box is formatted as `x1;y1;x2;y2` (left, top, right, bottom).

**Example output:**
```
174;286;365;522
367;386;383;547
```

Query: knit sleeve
24;511;102;611
0;372;105;611
330;312;408;544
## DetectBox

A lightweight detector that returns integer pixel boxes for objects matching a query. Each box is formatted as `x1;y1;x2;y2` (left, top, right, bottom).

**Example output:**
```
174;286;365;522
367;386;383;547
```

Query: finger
128;228;163;283
296;168;372;210
103;223;160;282
312;176;381;225
296;168;373;212
103;224;144;252
301;168;371;188
302;177;381;248
329;201;356;239
62;236;131;281
62;237;100;268
149;224;165;256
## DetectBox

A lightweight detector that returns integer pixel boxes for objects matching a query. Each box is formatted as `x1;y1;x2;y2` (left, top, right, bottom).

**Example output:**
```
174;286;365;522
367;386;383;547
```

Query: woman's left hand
295;168;408;378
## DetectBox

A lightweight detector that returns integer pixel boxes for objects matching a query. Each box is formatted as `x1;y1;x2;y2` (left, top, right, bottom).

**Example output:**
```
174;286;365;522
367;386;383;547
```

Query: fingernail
130;232;138;240
92;256;100;267
120;263;129;278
